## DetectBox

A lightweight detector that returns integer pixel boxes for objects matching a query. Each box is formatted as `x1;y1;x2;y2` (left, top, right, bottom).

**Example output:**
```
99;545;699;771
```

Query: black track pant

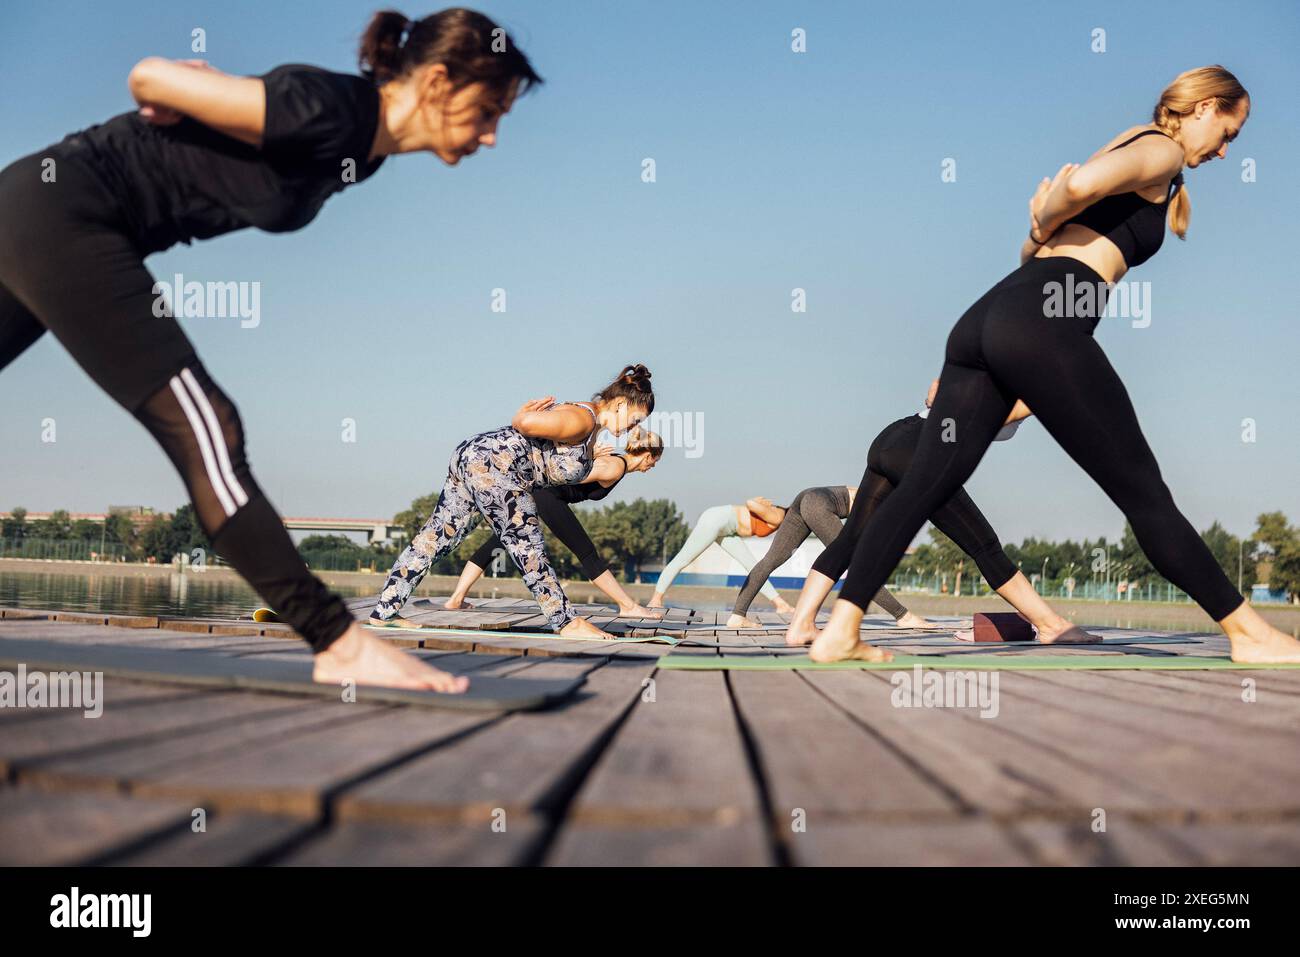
812;415;1018;594
0;149;353;651
837;256;1244;621
468;487;609;581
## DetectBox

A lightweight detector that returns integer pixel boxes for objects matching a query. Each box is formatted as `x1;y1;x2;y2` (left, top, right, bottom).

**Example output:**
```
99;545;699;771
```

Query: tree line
4;502;1298;600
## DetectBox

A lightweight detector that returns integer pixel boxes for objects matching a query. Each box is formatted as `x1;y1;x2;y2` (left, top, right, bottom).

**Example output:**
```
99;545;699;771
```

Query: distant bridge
19;512;403;544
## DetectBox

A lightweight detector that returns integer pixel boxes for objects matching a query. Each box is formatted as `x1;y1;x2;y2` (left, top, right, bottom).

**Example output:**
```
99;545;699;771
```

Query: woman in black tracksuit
0;9;542;691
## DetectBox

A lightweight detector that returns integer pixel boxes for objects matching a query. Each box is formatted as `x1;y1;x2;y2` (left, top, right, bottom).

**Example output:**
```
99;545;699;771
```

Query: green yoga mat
657;652;1300;671
364;622;682;646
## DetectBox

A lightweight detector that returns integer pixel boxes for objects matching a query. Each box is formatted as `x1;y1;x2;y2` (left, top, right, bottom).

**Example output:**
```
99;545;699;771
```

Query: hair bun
621;363;652;391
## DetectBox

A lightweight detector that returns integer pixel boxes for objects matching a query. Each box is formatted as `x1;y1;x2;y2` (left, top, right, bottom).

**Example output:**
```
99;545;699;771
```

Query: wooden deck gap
528;662;661;866
801;671;980;814
722;670;794;868
244;713;512;863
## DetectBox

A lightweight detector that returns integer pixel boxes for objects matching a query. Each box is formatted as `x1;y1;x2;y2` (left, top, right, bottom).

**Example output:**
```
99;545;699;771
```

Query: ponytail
1152;65;1248;240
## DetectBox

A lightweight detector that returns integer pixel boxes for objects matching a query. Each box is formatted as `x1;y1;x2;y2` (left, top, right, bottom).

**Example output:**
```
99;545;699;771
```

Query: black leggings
732;486;908;619
813;416;1018;593
467;488;609;582
0;149;354;651
837;256;1244;621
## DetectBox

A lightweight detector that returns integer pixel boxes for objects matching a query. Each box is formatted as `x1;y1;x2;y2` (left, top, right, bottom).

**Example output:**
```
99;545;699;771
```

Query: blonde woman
814;67;1300;665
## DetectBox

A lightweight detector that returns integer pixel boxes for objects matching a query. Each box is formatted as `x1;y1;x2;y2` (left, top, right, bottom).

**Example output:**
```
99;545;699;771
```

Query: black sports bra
1059;129;1184;269
550;454;626;504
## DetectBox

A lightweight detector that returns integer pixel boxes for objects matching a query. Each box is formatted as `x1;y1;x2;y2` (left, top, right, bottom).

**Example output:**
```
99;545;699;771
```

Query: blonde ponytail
1152;65;1248;239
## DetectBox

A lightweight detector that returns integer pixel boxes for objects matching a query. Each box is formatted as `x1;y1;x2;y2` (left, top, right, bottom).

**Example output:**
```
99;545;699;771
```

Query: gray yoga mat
0;638;585;712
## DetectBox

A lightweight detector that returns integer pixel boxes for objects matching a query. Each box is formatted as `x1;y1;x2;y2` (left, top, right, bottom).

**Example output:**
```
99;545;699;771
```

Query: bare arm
585;455;628;487
128;57;265;146
746;497;786;526
511;398;595;444
1032;135;1183;239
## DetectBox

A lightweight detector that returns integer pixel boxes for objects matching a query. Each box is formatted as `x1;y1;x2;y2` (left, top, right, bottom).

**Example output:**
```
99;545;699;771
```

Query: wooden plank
803;670;1183;815
1007;819;1270;866
109;812;315;866
278;817;545;866
18;698;391;795
127;705;499;817
560;670;766;831
1023;668;1300;731
547;822;771;866
994;671;1300;788
729;670;956;819
0;786;192;865
787;820;1035;866
336;660;651;824
0;677;200;724
0;688;304;774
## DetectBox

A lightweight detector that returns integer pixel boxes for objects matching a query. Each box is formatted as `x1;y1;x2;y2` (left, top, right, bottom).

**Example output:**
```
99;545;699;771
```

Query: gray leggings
732;486;909;619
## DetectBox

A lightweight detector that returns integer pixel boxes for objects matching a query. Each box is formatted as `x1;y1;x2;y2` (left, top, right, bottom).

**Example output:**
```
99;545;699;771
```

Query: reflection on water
1;570;1295;638
0;570;372;621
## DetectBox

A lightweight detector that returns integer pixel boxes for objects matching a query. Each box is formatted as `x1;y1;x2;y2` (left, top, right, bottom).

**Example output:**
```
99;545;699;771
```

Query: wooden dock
2;601;1299;866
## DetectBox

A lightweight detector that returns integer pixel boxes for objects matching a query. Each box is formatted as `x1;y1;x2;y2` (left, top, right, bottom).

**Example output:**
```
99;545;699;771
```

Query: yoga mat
364;621;681;646
675;635;1203;652
656;652;1300;671
0;638;585;711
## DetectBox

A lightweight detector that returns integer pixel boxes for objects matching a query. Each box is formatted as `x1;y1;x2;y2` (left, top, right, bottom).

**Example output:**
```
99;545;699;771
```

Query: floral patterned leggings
371;430;576;631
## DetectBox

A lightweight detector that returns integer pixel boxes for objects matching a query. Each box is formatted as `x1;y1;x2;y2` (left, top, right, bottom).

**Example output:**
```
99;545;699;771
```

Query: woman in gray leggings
726;487;938;629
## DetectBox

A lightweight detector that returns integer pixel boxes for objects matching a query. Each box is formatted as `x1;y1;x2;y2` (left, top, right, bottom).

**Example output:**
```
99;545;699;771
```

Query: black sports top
51;65;385;254
550;455;627;504
1059;129;1183;269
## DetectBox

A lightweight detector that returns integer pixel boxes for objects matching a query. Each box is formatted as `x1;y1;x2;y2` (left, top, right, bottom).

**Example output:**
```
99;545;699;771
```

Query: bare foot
809;606;893;663
619;603;664;619
442;597;472;610
560;617;614;640
1035;622;1103;644
772;598;795;615
313;624;469;693
785;618;820;647
1229;628;1300;664
368;613;422;630
647;593;666;609
727;614;761;629
896;612;945;630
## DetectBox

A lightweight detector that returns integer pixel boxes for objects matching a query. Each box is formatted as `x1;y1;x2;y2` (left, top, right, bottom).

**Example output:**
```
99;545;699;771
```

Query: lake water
2;568;1292;636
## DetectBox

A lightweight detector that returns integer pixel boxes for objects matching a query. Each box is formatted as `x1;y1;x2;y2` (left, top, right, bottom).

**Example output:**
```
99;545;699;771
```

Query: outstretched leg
649;505;734;605
982;296;1297;660
480;488;577;632
0;155;464;690
811;362;1015;662
372;475;478;622
730;491;812;622
717;535;786;609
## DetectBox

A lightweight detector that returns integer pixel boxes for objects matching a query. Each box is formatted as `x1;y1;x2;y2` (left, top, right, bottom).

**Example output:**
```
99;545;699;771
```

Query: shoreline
2;557;1297;632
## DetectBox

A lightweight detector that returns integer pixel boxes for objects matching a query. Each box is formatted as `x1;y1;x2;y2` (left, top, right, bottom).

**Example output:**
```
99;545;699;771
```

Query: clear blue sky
1;0;1297;547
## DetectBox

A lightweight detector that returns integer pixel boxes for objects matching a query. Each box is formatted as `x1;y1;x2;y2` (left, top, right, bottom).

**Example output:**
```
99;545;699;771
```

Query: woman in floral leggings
370;365;655;640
